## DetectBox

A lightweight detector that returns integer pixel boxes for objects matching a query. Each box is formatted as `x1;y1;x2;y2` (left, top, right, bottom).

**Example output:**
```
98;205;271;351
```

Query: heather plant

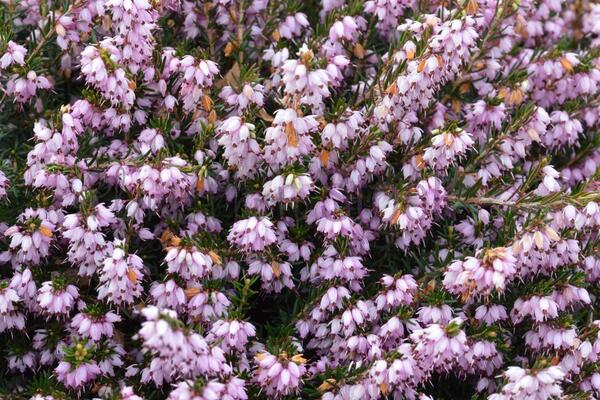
0;0;599;399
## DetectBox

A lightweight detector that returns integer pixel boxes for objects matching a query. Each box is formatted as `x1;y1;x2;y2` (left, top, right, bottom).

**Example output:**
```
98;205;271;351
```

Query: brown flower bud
353;43;365;59
224;41;236;57
466;0;479;15
559;57;574;73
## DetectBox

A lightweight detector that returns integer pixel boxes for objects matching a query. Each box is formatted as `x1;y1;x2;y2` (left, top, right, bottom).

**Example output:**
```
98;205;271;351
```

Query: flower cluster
0;0;599;399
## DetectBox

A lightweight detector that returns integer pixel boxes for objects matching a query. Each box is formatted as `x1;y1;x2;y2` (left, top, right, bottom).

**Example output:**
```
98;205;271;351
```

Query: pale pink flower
0;41;27;68
37;280;79;316
228;217;277;253
55;360;101;388
71;310;121;342
254;351;306;397
97;241;145;305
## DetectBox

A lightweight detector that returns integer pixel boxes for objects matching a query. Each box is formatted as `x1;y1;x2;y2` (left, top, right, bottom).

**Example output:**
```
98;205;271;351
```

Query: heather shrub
0;0;599;399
